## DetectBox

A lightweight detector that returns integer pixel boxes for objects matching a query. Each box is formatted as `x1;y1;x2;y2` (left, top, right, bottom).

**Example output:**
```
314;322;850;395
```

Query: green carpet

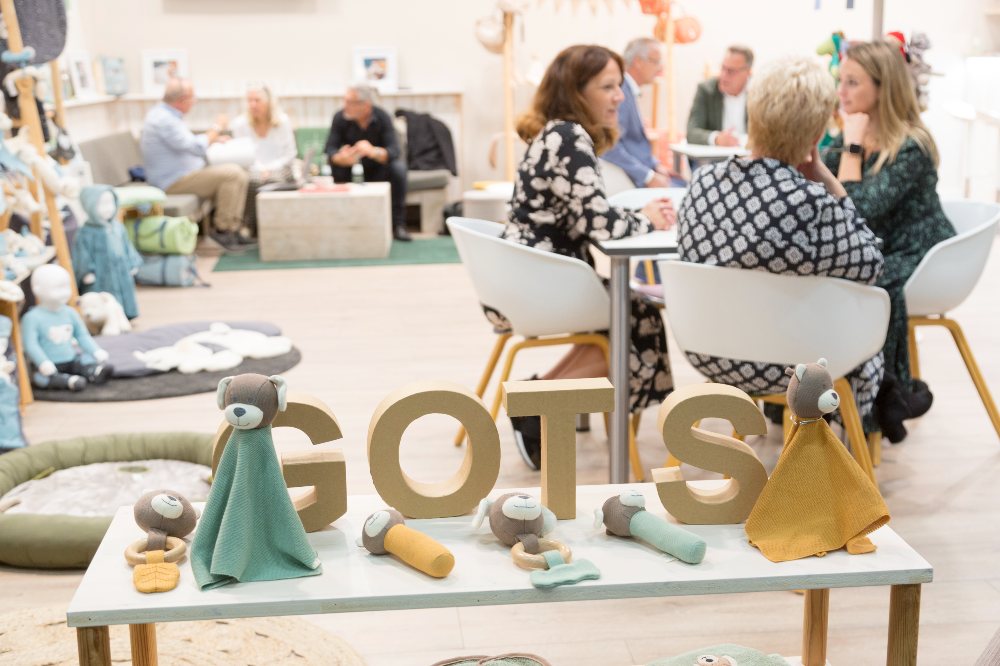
212;237;459;272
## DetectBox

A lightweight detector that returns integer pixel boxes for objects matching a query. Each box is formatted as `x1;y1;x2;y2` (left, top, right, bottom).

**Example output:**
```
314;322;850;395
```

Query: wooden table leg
887;583;921;666
802;588;830;666
130;623;159;666
76;626;111;666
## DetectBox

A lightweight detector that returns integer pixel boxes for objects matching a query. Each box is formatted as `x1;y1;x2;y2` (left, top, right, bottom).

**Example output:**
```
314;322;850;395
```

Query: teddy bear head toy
216;373;288;430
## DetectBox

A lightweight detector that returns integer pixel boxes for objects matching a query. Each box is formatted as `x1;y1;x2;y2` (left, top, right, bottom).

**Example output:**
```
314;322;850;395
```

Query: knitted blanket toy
191;374;321;589
745;358;890;562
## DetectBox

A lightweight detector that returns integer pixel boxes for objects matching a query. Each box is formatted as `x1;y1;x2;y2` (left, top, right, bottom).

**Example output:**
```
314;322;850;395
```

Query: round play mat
0;605;365;665
33;348;301;402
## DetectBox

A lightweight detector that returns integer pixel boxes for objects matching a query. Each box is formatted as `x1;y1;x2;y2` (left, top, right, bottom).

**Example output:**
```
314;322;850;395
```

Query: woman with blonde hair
676;56;885;433
493;44;676;469
823;39;955;442
229;83;298;184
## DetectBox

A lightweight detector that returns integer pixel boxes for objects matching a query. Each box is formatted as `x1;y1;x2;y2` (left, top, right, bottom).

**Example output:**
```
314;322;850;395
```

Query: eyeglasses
721;66;749;76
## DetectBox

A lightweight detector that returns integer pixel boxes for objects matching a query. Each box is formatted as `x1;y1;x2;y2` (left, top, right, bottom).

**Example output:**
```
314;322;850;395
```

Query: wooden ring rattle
510;538;572;570
124;536;188;566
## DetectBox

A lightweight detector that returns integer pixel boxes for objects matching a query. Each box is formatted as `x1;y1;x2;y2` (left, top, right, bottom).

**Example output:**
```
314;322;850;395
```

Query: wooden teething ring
124;536;188;566
510;538;572;570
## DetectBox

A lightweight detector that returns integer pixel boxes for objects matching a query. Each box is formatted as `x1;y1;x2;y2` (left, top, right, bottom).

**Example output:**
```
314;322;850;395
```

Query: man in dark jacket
686;45;753;146
324;85;410;241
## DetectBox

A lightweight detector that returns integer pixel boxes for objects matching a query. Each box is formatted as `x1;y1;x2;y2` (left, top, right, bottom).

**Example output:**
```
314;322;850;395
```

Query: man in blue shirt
603;38;680;189
141;78;252;250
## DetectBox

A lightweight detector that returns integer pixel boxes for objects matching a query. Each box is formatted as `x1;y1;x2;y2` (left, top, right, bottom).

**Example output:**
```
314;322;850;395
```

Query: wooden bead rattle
595;489;706;564
126;490;197;593
360;509;455;578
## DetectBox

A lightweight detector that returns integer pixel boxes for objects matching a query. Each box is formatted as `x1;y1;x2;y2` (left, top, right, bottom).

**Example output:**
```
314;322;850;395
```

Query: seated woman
492;44;675;470
822;39;956;442
676;56;885;432
229;83;298;185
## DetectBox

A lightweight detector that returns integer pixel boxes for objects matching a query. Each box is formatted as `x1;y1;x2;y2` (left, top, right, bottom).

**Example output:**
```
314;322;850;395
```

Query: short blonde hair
747;56;836;165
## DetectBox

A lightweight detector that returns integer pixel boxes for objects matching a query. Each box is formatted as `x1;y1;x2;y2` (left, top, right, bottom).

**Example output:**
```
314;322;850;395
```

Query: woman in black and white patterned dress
488;44;676;469
677;56;886;431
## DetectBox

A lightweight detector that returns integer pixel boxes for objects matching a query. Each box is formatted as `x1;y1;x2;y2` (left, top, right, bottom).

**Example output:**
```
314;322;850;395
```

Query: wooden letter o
368;381;501;519
212;393;347;532
651;384;768;525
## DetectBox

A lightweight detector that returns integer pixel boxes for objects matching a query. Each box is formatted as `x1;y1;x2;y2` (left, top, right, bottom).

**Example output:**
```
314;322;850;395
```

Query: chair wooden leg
834;377;876;482
938;317;1000;439
455;333;511;446
907;318;921;380
782;405;793;446
629;411;644;482
868;431;882;467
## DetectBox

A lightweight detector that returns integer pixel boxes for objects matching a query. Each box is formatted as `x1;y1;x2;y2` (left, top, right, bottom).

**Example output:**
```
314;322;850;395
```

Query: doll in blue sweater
73;185;143;320
21;264;112;391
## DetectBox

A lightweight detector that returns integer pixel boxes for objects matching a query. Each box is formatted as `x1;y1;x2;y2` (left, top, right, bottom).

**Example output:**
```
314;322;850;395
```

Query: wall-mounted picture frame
352;46;398;93
67;51;97;99
99;56;128;97
141;49;189;97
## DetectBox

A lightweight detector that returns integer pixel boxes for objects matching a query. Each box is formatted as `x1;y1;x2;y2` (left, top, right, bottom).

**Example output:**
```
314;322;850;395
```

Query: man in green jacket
686;45;754;146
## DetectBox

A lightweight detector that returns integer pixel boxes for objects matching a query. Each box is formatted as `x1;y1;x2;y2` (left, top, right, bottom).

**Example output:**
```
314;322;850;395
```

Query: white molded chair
659;261;890;480
599;159;635;197
448;216;645;480
905;200;1000;438
609;187;687;287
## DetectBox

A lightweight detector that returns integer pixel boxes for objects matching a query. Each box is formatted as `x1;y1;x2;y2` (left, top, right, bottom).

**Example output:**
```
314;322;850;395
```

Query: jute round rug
34;348;301;403
0;604;365;665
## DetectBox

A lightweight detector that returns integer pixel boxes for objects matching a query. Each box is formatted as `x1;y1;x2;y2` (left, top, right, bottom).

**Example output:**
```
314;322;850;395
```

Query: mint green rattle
595;490;707;564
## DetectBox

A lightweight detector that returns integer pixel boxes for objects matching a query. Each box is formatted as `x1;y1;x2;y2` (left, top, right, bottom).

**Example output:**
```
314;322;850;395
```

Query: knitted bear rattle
125;490;197;593
359;509;455;578
595;489;706;564
473;492;600;589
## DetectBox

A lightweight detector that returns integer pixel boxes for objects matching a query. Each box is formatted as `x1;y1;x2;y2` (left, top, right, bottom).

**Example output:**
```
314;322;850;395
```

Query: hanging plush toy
0;313;27;451
359;509;455;578
20;264;113;391
73;185;143;320
125;490;198;594
473;492;599;589
745;358;890;562
191;374;322;590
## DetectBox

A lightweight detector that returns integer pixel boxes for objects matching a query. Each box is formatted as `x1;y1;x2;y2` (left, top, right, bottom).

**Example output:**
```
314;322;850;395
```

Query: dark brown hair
516;44;624;154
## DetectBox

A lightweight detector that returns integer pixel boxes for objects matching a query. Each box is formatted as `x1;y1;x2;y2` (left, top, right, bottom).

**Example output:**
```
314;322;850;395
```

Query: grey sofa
77;131;211;231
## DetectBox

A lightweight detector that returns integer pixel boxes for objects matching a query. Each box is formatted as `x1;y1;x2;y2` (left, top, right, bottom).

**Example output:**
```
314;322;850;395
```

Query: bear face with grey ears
216;373;288;429
472;492;557;547
785;357;840;420
133;489;197;551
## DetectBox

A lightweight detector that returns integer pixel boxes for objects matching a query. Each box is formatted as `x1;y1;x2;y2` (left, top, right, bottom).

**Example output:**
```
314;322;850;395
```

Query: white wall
66;0;999;194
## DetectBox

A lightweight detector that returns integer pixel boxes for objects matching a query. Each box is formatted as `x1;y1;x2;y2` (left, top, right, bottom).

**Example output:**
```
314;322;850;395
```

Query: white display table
66;484;931;666
256;181;391;261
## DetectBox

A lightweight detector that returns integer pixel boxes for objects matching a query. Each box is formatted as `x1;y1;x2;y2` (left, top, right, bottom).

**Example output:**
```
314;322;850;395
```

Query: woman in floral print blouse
492;44;675;470
823;39;956;442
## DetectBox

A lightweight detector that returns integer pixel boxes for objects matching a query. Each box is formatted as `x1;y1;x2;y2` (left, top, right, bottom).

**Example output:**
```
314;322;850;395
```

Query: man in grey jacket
686;45;753;146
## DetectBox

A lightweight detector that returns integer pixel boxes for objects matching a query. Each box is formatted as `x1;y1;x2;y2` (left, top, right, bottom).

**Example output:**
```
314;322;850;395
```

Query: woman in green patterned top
823;39;955;442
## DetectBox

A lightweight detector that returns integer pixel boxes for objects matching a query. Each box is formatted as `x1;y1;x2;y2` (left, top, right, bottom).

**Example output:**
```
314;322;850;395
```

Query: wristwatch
846;143;864;155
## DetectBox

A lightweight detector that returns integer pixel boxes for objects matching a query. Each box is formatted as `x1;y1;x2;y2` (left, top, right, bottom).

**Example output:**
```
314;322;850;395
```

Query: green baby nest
0;432;213;569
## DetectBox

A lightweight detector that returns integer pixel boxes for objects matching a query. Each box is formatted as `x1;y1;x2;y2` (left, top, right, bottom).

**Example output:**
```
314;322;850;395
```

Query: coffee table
256;181;391;261
67;483;930;666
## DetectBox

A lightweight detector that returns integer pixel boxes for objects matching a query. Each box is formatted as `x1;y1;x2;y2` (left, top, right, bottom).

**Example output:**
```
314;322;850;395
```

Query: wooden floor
8;235;1000;665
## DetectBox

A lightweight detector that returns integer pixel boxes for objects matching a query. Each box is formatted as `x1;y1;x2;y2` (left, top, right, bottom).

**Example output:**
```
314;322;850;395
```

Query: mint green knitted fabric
191;426;321;590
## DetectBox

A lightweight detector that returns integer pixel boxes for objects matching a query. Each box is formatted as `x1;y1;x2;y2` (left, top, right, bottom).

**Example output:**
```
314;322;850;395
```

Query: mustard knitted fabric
745;419;890;563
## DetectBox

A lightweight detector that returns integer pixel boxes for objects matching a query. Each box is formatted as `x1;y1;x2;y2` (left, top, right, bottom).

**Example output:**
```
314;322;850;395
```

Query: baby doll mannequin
20;264;113;391
73;185;142;320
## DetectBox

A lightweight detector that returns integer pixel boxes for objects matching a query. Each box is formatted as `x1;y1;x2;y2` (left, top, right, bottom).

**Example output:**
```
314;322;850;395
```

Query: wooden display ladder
1;0;78;407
